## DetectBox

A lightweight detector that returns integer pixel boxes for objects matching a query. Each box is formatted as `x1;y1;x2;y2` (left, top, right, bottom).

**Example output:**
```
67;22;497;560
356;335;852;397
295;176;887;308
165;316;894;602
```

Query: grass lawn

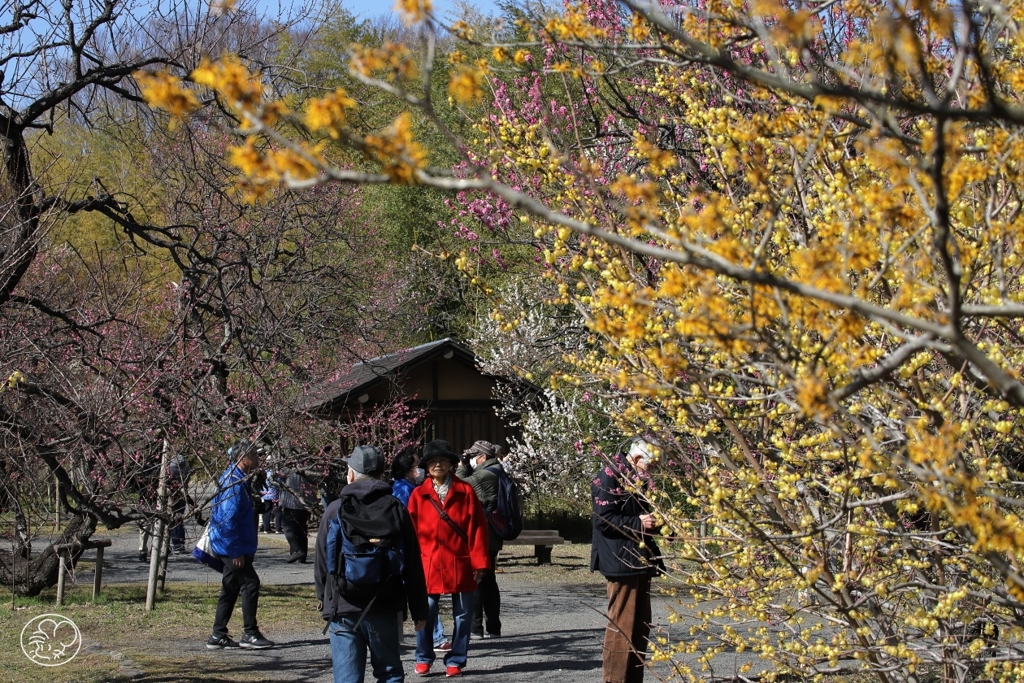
0;581;321;683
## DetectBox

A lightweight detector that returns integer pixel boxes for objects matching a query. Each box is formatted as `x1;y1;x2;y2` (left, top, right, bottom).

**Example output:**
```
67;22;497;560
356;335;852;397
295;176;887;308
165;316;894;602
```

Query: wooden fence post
55;548;67;607
146;439;170;612
92;545;104;601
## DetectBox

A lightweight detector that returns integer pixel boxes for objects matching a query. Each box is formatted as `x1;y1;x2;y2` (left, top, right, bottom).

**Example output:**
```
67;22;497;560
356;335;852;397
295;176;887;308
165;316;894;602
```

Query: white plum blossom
470;276;626;510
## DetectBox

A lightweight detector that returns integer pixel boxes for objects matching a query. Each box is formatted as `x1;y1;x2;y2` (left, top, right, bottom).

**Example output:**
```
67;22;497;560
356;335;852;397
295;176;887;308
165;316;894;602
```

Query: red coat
408;477;491;594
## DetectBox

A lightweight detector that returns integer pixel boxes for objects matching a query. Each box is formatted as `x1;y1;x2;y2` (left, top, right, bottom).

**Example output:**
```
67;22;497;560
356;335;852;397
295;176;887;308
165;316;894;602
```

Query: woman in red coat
408;439;490;678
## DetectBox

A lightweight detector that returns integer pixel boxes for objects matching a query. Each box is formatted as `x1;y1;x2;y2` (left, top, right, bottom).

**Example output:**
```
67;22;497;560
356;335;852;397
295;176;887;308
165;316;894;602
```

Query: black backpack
325;495;404;600
485;465;523;541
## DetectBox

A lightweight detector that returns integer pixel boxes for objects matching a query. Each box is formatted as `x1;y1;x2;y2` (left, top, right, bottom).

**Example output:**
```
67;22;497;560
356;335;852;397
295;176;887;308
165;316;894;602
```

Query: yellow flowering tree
145;0;1024;679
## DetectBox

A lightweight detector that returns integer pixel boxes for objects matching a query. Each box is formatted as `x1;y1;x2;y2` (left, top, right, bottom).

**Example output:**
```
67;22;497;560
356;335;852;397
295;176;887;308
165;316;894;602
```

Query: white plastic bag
191;523;225;573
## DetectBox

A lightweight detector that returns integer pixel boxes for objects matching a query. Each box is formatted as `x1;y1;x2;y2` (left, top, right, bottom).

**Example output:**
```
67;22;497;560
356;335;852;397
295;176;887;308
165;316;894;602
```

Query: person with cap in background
314;444;429;683
591;438;665;683
206;439;274;650
168;453;192;554
408;439;490;678
456;440;505;639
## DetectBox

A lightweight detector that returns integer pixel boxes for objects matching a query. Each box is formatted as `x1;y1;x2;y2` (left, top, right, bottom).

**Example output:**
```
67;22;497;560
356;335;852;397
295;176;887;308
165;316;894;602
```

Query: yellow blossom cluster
448;64;488;105
350;42;416;82
227;140;324;201
394;0;431;25
363;112;427;184
191;56;284;128
304;89;357;140
134;70;199;119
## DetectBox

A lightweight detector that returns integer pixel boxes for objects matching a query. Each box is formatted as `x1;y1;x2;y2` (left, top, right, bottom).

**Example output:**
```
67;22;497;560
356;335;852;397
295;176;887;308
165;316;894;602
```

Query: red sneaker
445;666;462;677
415;663;431;676
435;640;452;652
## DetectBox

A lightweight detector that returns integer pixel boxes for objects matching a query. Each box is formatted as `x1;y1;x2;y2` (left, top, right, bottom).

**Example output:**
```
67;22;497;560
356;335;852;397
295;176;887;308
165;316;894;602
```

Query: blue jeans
433;615;446;646
416;592;474;668
328;611;404;683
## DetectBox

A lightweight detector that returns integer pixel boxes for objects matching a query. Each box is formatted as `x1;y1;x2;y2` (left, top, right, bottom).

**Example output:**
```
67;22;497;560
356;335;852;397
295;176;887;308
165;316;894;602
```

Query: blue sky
251;0;504;22
339;0;501;20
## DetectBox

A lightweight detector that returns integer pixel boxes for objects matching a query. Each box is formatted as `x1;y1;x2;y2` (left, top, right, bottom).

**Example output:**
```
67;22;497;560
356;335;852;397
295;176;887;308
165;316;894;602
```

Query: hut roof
297;338;479;413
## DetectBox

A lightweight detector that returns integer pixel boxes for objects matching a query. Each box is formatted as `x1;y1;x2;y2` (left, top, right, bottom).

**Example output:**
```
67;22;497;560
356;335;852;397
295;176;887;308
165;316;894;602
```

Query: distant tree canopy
0;0;455;596
146;0;1024;680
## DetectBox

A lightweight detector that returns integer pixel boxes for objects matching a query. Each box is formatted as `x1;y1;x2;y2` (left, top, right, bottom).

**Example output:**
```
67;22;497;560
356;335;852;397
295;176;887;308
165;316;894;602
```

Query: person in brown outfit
591;439;663;683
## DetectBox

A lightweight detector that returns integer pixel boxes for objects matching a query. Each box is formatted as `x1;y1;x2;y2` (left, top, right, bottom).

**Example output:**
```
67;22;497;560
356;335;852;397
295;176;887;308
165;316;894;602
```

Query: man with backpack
456;440;515;640
314;444;428;683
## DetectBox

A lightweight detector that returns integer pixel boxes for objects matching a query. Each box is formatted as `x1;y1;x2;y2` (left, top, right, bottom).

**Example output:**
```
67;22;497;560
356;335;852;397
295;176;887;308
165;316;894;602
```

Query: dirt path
39;524;765;682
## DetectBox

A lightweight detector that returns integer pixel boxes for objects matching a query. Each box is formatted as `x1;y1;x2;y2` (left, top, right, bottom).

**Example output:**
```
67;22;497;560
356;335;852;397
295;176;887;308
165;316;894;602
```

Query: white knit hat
628;439;659;465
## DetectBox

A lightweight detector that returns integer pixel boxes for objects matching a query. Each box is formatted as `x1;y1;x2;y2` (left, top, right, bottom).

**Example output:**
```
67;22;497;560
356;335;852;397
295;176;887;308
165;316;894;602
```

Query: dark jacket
209;463;258;558
250;468;267;515
455;457;501;511
456;457;504;554
590;455;662;578
314;479;429;623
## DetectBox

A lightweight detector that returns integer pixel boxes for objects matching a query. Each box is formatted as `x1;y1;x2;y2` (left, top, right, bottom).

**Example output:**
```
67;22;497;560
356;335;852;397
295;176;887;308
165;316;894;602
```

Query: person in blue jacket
207;439;274;650
390;445;423;507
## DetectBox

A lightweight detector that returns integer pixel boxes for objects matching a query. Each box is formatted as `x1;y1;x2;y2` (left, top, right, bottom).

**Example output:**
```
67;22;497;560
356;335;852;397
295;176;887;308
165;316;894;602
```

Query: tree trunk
0;514;96;596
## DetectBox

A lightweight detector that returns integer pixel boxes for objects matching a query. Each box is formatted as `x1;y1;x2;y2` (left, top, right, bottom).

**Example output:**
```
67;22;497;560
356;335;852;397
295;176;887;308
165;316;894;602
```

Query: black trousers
212;554;260;638
281;507;310;559
472;534;503;635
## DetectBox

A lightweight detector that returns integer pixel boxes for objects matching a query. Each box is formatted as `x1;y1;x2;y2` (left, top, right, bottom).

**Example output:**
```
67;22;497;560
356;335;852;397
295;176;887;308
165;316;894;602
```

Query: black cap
345;445;384;476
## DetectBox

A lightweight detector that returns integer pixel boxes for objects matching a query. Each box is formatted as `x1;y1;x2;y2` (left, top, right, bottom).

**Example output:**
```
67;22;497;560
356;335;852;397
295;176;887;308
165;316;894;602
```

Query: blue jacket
391;478;415;507
209;464;258;558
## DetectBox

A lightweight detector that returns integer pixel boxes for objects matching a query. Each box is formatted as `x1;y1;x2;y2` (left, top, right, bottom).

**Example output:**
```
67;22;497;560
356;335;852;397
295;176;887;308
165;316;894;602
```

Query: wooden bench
54;538;113;606
502;530;568;565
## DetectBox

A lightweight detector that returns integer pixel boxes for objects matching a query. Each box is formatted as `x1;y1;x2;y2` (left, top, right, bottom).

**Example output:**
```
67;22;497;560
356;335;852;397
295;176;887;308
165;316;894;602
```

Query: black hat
345;445;384;477
422;439;459;467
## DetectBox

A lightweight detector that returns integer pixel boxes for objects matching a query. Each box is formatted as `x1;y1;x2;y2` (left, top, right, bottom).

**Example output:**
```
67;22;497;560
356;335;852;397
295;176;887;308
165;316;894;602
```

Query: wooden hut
299;338;532;454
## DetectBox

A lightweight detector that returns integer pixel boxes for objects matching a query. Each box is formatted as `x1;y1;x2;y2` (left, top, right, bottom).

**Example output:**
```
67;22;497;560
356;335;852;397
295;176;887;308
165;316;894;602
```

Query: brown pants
603;574;652;683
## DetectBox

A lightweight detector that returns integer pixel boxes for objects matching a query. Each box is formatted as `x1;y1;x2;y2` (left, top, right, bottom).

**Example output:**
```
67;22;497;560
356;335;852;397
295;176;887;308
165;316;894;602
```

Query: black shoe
172;546;187;555
138;551;148;562
287;552;306;564
206;635;239;649
240;632;274;649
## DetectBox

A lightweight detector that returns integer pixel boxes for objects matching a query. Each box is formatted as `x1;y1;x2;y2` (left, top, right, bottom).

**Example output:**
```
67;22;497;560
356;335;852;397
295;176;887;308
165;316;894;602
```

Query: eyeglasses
425;460;450;468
